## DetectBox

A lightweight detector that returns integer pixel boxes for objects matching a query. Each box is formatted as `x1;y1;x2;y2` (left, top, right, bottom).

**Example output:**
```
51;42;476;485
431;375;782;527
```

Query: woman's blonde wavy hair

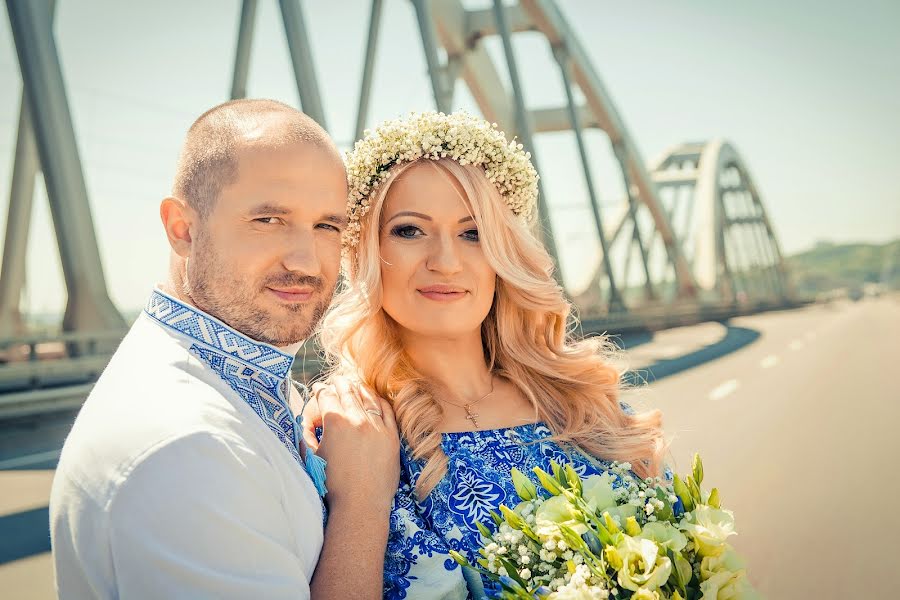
319;158;666;498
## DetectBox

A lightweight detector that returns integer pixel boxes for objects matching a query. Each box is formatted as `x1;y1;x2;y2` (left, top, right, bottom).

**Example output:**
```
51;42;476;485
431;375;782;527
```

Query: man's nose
282;229;322;276
426;234;463;275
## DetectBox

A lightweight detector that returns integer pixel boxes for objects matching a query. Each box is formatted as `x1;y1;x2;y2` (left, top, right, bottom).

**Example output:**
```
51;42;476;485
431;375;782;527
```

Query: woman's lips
267;287;314;302
417;286;468;301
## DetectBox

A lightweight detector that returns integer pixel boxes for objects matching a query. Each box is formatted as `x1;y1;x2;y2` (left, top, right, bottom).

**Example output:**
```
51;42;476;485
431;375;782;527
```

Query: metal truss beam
6;0;125;333
227;0;328;129
230;0;257;99
521;0;697;300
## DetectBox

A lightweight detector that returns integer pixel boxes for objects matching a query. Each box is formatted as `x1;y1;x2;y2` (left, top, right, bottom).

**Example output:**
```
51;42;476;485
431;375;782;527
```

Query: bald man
50;99;399;599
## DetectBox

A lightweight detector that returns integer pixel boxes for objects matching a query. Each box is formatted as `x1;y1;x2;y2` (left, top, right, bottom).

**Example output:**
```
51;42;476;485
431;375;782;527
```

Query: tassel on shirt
305;451;328;497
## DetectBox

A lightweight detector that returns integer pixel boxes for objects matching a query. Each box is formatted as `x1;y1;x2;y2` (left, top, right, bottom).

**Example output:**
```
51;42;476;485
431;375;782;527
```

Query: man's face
185;140;347;346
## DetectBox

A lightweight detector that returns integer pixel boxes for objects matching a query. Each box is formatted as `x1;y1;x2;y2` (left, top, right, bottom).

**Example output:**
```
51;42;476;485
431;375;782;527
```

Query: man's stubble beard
183;235;333;346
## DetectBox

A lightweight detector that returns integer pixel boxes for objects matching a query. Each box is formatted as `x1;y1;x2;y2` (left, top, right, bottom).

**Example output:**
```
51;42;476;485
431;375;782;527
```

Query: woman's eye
390;224;423;239
316;222;340;232
461;228;480;242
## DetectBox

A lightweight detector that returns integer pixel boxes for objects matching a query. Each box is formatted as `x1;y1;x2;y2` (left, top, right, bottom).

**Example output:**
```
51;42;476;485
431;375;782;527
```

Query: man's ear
160;196;195;258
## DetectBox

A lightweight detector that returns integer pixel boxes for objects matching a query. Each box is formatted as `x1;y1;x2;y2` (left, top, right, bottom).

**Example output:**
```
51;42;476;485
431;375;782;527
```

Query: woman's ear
160;196;194;258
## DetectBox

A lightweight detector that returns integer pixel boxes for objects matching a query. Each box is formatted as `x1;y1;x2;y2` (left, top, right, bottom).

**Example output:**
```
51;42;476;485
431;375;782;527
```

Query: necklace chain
435;376;495;428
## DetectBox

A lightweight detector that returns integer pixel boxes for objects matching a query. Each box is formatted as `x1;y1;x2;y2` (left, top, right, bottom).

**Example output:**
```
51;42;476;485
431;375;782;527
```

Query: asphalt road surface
1;296;897;599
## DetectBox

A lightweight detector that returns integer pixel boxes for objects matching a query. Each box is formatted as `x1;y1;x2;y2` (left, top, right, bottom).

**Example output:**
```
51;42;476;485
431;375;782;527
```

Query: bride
315;112;668;598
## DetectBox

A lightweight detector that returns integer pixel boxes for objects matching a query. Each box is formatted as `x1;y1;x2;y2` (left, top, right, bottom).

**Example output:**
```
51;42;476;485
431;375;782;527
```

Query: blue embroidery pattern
144;290;322;496
384;422;623;599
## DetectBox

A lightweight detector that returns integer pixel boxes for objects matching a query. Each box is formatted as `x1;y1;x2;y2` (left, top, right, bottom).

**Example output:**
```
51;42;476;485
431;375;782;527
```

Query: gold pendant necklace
463;403;480;428
437;376;494;429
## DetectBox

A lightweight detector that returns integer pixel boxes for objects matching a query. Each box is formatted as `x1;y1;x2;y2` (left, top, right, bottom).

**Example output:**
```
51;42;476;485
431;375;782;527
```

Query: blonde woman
315;112;668;598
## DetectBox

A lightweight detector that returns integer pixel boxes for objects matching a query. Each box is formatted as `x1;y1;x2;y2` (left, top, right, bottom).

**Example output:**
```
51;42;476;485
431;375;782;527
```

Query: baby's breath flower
343;111;539;257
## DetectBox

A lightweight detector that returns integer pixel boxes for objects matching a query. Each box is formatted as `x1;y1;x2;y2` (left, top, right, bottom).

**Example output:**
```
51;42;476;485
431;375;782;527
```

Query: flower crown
343;111;539;249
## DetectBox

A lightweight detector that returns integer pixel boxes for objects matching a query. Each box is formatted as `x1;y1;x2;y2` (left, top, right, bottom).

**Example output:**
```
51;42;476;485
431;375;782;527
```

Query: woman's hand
309;377;400;514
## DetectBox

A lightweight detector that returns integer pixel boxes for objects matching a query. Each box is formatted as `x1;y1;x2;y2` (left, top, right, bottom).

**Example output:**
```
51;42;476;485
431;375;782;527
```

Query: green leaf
653;487;675;522
672;549;693;592
498;557;529;589
490;510;504;527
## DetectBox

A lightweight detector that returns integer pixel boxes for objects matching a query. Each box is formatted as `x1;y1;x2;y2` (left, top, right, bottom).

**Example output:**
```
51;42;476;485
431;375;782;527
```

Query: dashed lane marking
708;379;740;401
760;355;779;369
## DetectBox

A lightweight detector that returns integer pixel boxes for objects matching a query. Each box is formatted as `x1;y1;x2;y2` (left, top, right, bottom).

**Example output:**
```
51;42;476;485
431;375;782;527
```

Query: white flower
343;111;539;257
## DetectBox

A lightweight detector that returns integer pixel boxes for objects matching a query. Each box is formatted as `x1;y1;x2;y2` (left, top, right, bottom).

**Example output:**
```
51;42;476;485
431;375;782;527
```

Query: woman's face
378;162;496;340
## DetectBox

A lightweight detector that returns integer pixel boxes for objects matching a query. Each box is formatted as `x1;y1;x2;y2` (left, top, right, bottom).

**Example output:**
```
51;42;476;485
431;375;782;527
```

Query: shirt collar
143;288;296;380
144;288;329;505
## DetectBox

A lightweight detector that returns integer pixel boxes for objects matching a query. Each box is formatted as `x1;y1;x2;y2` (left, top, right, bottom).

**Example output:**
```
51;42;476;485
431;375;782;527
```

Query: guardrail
0;299;804;419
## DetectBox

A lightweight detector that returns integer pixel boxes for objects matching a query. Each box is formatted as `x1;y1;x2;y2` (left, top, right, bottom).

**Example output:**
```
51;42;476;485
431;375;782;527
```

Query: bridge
0;0;797;419
3;1;895;598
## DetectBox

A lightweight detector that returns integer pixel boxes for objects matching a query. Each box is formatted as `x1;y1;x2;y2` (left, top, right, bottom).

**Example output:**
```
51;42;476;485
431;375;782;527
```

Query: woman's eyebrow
384;211;475;224
385;210;431;222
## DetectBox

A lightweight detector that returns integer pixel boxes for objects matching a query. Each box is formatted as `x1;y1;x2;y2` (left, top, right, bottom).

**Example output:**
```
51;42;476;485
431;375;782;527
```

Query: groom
49;99;398;599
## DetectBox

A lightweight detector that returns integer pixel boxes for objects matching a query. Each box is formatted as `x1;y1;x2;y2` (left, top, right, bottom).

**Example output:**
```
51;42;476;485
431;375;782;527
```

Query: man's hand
312;377;400;514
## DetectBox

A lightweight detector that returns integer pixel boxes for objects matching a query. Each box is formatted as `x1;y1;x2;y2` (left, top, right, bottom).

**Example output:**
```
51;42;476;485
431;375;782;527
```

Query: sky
0;0;898;317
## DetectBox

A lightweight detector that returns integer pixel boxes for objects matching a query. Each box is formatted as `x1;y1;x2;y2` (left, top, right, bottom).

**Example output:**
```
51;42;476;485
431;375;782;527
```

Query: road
1;296;897;599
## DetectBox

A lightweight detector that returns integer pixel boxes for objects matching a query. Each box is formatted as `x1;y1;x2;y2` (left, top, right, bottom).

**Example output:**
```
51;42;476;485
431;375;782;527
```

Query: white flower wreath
343;111;539;250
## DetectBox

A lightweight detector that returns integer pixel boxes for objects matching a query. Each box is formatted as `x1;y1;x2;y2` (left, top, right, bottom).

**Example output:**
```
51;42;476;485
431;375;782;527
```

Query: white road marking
760;355;780;369
708;379;740;401
0;449;61;470
789;340;805;351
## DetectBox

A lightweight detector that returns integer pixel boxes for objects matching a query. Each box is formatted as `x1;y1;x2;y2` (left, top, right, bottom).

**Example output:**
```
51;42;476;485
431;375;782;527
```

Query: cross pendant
464;404;480;428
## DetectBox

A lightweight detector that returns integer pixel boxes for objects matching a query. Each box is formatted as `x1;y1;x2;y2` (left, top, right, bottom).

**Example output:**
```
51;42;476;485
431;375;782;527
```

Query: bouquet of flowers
450;455;759;600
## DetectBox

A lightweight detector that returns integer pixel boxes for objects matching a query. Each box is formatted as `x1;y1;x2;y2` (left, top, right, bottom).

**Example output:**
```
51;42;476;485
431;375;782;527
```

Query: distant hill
786;239;900;298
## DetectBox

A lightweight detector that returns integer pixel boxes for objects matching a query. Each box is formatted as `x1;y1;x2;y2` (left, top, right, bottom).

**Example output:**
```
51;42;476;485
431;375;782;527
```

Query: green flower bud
449;550;469;567
625;516;642;537
672;474;695;512
500;505;526;531
476;521;494;540
511;468;538;501
534;467;563;495
686;475;702;505
605;546;624;571
564;464;583;495
692;454;704;486
708;487;721;509
603;511;621;534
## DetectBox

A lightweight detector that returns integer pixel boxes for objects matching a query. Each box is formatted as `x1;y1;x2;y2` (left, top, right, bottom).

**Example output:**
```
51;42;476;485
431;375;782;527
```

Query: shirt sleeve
105;431;313;600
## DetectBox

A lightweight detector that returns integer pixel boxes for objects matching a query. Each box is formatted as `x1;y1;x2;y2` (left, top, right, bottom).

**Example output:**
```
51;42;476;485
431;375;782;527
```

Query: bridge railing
0;329;126;393
0;297;806;420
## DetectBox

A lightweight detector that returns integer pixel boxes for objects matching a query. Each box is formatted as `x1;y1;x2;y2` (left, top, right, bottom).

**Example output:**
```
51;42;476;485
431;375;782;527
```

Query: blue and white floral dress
383;422;626;599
